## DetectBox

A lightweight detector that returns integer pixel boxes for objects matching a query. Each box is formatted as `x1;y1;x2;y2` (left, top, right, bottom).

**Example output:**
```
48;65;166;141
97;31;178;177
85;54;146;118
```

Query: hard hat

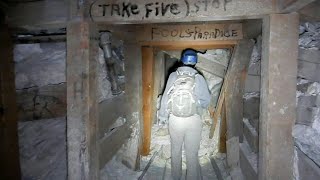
181;49;197;65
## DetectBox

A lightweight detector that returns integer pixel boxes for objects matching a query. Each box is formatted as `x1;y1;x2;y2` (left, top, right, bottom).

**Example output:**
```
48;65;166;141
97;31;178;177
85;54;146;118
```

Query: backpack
167;71;198;117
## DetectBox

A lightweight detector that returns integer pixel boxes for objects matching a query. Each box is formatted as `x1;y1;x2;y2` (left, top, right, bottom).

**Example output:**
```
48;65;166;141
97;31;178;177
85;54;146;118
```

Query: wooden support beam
141;47;155;156
280;0;316;13
259;13;299;180
66;21;99;180
209;83;226;139
140;40;237;50
6;0;277;30
14;34;66;44
0;21;21;180
196;56;227;78
299;1;320;22
123;42;143;170
218;101;227;153
225;40;254;142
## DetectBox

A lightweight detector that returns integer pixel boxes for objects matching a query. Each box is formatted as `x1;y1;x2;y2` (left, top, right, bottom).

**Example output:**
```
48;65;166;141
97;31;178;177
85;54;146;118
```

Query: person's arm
159;72;177;120
195;74;211;108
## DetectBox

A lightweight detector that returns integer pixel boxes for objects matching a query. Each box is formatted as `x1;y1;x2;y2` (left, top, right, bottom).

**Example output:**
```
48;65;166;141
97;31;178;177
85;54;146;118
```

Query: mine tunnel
1;1;320;180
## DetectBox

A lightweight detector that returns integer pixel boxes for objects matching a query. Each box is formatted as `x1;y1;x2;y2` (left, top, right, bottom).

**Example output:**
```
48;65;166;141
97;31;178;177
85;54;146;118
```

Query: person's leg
184;115;202;180
169;116;185;180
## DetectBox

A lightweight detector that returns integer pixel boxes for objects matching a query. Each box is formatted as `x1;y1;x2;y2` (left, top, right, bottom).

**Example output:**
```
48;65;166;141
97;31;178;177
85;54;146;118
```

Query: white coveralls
159;66;211;180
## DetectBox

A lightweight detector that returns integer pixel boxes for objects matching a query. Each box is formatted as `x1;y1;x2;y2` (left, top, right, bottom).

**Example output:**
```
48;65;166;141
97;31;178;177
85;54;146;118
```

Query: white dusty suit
159;66;211;180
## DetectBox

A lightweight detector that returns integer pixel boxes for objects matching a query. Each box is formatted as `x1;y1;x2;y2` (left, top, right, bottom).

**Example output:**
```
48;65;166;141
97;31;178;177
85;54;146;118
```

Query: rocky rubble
293;125;320;166
299;22;320;50
18;117;67;180
294;21;320;180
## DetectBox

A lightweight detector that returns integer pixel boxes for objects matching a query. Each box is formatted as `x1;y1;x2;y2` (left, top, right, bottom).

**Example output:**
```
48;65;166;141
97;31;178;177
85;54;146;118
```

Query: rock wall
18;117;67;180
15;39;124;179
241;22;320;180
14;40;124;121
293;22;320;180
14;43;66;121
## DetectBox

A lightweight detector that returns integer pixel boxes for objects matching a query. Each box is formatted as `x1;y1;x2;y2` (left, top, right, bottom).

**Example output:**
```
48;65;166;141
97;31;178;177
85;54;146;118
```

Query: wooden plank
239;142;258;180
98;124;131;169
243;118;258;153
209;85;225;139
90;0;276;23
138;24;243;42
7;0;68;30
123;42;143;170
14;34;66;44
0;21;21;180
141;47;155;156
218;101;227;153
259;13;299;180
98;95;126;139
209;47;234;139
140;40;237;50
281;0;316;13
299;1;320;22
7;1;276;30
196;56;227;78
225;40;254;142
66;21;99;180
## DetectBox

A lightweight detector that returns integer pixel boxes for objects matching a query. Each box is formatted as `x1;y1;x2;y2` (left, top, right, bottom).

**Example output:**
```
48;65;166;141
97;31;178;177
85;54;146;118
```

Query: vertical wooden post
66;21;99;180
259;13;299;180
141;47;155;156
225;40;254;142
0;19;21;180
218;101;227;153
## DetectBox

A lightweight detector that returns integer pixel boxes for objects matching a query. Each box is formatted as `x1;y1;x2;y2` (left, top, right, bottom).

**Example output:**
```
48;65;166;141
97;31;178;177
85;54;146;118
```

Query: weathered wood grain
141;47;155;156
66;21;99;180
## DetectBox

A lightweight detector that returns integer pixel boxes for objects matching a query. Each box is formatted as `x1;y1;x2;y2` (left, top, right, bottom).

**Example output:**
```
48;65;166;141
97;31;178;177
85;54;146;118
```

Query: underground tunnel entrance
139;47;233;179
95;22;256;180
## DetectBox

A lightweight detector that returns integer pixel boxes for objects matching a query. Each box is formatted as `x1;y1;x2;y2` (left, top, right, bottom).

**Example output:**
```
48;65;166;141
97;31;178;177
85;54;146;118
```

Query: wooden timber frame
139;38;238;156
2;0;304;179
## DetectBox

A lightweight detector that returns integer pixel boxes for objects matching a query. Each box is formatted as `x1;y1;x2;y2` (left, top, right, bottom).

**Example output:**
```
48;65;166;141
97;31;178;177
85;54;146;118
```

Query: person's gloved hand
158;116;168;125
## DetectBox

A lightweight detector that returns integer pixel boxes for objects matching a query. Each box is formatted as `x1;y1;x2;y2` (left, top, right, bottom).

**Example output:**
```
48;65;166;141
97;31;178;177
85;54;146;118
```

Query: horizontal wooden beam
141;40;237;50
13;34;66;44
281;0;316;13
137;24;243;42
90;0;276;23
299;0;320;22
6;0;276;30
196;56;227;78
7;0;67;30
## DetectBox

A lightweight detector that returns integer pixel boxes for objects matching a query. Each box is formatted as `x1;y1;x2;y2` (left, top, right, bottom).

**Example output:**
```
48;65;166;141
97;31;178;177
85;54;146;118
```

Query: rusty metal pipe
100;32;122;95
